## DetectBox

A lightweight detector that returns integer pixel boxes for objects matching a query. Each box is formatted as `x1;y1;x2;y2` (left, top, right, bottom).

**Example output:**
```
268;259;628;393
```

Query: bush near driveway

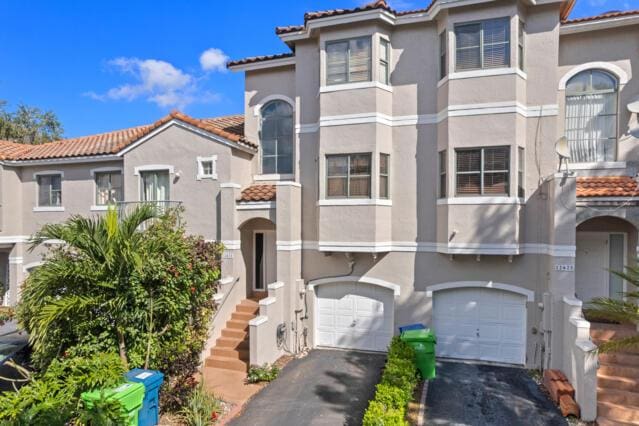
362;337;418;426
15;206;223;415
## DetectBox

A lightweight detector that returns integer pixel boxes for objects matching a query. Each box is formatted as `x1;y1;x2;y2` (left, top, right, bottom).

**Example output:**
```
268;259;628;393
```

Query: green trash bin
81;381;145;426
400;328;437;380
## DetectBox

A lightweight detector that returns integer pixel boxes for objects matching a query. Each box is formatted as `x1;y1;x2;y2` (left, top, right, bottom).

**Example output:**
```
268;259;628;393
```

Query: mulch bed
406;379;425;425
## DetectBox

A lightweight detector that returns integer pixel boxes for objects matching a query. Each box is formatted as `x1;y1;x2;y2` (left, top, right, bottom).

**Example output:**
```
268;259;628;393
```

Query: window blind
326;37;371;85
455;18;510;71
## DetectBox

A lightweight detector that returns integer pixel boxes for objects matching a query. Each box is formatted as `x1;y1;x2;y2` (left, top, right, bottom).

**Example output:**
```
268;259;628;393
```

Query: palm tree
585;264;639;352
18;205;158;367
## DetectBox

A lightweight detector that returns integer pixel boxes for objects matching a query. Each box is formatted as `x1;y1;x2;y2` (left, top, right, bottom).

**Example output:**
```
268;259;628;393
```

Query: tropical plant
17;206;223;412
179;383;222;426
0;352;125;425
585;264;639;352
247;363;280;383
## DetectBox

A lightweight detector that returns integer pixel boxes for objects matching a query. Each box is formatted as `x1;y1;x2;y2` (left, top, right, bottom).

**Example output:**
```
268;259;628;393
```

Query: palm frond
597;335;639;353
586;297;639;324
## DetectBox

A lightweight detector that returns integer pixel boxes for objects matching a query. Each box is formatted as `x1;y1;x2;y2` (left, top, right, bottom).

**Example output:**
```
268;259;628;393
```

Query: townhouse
1;0;638;421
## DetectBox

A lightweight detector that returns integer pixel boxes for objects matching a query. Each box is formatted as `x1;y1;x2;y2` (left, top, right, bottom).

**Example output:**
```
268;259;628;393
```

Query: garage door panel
433;287;527;365
316;282;394;352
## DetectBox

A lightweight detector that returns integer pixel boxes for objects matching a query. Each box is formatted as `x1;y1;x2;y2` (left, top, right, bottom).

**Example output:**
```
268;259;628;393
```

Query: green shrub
179;383;222;426
0;353;125;425
362;400;406;426
362;337;418;425
374;383;407;410
247;363;280;383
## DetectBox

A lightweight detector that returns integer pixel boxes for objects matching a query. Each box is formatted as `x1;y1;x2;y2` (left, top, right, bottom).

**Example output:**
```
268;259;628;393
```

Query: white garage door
433;288;527;365
316;283;394;352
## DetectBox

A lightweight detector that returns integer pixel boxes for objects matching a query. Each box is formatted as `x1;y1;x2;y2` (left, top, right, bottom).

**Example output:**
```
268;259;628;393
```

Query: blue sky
1;0;636;138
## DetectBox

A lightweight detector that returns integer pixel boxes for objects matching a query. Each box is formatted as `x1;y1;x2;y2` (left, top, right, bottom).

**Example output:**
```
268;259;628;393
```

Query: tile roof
239;184;277;202
562;9;639;24
0;111;253;162
576;176;639;198
275;0;436;35
226;52;295;68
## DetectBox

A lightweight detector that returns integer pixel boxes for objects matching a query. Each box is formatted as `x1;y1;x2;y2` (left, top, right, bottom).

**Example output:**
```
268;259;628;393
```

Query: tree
0;100;63;144
585;264;639;352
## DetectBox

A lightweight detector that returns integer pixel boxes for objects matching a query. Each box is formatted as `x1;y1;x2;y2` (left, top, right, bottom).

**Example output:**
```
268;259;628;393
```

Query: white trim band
237;201;276;210
318;198;392;206
437;197;524;205
308;275;401;296
426;281;535;301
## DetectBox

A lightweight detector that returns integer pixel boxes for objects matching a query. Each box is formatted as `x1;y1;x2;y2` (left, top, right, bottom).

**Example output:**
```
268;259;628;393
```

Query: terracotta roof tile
239;184;277;202
0;111;253;162
227;52;295;68
274;0;436;35
562;9;639;24
576;176;639;198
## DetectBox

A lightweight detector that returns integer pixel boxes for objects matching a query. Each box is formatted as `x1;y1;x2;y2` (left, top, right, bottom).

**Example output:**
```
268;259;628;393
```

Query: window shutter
455;23;481;71
348;38;371;82
326;41;348;85
483;19;510;68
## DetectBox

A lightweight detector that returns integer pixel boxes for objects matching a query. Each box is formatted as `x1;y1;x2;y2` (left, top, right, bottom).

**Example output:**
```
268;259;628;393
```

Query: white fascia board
117;120;256;157
228;57;296;72
561;15;639;35
2;155;121;167
236;201;276;210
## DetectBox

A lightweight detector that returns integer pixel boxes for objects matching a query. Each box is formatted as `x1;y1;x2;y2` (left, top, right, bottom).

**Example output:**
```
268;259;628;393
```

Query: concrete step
237;304;260;315
226;319;249;331
239;299;259;308
599;363;639;378
599;374;639;392
597;401;639;424
598;388;639;407
205;355;248;372
596;416;639;426
599;352;639;366
215;336;249;350
222;328;248;340
211;347;250;360
232;311;255;321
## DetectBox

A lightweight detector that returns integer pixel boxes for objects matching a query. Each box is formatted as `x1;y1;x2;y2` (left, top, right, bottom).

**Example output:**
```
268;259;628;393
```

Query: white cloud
200;48;229;72
85;56;222;109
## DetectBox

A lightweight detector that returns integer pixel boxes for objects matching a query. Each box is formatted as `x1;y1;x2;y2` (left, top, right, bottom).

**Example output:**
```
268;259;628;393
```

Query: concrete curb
417;380;429;426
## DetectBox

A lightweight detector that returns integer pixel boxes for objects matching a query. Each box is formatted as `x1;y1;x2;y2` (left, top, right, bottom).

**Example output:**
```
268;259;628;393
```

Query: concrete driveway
426;361;567;426
228;349;386;426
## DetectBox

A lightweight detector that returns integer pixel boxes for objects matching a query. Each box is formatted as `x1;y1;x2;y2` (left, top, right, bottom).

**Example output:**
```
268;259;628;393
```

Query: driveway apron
228;349;386;426
425;361;567;426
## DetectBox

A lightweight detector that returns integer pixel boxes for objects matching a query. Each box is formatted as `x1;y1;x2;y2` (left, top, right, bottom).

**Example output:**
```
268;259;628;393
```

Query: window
455;18;510;71
379;38;390;85
439;31;448;79
95;171;123;205
379;153;390;199
565;70;618;162
37;174;62;207
518;147;525;198
456;147;510;196
260;100;293;174
197;156;218;180
141;170;170;202
326;37;372;85
518;19;525;71
326;154;371;198
438;150;447;198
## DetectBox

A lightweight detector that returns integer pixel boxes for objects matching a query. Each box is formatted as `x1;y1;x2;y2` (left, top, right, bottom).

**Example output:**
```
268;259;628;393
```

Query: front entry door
254;231;276;291
575;232;626;303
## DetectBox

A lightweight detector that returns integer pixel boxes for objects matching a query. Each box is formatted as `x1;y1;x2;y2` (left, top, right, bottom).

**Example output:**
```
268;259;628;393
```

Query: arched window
565;70;618;163
260;100;293;174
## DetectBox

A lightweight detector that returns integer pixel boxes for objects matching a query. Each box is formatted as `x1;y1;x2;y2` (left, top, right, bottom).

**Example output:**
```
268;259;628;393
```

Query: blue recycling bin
125;369;164;426
398;323;426;334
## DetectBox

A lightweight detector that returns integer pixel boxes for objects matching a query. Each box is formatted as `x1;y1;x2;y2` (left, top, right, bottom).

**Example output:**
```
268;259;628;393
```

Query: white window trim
33;171;64;210
445;67;527;84
558;62;629;90
90;166;123;177
254;173;295;181
133;164;175;176
437;197;524;205
253;95;295;117
196;155;218;180
318;199;392;206
320;80;393;93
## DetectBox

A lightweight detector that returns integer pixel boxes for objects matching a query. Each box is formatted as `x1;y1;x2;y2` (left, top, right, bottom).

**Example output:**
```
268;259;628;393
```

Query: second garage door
316;283;394;352
433;287;527;365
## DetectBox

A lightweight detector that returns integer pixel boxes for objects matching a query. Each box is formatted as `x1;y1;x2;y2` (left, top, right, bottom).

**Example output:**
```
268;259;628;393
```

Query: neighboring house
1;0;638;422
